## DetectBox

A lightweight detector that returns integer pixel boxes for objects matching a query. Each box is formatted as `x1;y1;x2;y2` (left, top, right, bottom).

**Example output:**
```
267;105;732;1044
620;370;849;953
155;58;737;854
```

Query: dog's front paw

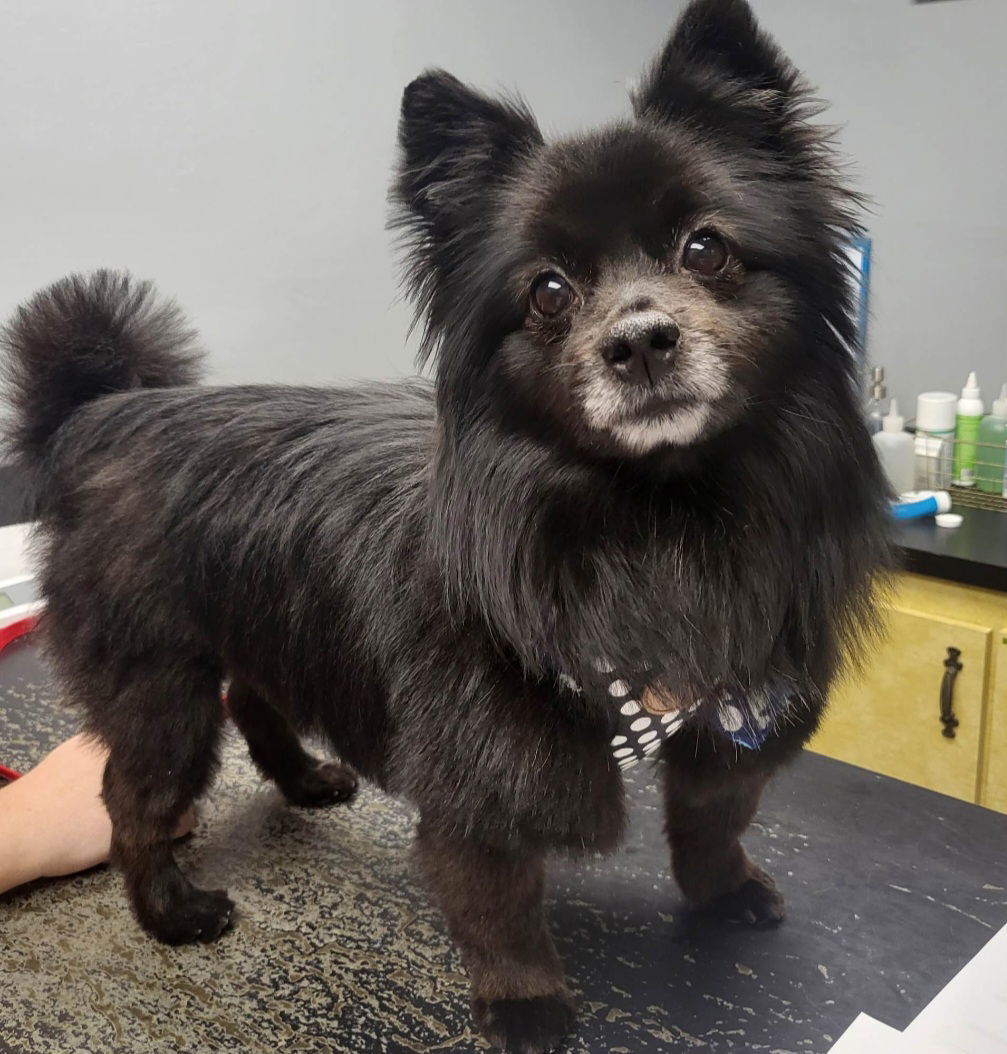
283;759;358;807
707;866;785;927
472;992;577;1054
139;886;236;945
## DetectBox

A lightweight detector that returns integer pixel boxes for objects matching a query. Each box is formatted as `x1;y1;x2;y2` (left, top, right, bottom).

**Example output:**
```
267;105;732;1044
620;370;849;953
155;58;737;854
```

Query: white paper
903;923;1007;1053
828;924;1007;1052
828;1012;903;1052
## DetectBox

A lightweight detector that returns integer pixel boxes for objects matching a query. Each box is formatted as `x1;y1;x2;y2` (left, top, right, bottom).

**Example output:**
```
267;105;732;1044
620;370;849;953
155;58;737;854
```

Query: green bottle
953;372;984;486
977;384;1007;496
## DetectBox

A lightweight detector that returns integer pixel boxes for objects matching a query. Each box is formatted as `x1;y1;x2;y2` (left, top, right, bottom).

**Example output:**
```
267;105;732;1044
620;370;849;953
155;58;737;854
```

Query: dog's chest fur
430;426;827;709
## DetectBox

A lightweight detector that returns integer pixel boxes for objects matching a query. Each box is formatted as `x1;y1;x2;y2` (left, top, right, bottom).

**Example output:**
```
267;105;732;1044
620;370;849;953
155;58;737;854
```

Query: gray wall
1;0;1004;416
763;0;1007;414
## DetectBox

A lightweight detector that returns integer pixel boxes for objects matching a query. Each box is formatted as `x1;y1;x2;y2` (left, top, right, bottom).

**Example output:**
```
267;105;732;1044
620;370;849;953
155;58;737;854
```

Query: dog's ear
395;70;542;234
633;0;800;130
392;70;542;365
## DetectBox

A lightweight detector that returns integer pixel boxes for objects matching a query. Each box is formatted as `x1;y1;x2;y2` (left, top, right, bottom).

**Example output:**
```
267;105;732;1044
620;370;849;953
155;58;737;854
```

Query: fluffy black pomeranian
2;0;891;1050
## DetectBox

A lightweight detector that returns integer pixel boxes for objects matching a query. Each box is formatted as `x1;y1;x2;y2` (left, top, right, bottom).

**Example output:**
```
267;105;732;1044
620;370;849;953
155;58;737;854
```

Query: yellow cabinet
810;573;1007;808
980;628;1007;812
812;608;990;803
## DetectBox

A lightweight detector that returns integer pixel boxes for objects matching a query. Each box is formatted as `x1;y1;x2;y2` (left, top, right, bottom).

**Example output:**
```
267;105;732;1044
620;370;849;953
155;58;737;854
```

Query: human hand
0;733;195;893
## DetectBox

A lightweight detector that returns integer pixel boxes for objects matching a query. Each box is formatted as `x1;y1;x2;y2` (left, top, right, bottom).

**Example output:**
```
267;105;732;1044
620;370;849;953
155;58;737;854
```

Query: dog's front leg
663;756;785;926
415;820;575;1053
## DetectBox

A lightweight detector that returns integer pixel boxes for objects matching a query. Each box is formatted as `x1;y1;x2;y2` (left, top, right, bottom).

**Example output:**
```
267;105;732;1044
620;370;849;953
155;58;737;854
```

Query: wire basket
913;431;1007;514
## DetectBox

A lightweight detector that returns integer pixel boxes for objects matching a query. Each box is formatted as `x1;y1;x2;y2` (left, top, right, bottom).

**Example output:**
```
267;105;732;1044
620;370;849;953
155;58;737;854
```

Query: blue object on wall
846;236;872;360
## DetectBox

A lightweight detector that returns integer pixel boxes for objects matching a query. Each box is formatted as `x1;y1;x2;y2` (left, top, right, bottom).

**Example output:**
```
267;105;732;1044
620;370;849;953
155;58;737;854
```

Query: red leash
0;614;41;781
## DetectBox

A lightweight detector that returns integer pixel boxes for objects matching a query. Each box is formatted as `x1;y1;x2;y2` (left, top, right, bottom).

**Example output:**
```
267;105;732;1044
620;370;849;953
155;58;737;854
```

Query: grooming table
2;640;1006;1053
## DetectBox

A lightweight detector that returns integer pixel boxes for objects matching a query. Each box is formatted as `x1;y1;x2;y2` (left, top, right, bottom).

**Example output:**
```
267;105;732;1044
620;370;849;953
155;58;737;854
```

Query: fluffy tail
1;270;203;474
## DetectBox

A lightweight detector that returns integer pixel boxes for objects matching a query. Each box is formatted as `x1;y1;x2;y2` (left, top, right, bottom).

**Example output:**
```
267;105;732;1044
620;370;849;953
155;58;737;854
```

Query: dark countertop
896;505;1007;592
3;642;1007;1053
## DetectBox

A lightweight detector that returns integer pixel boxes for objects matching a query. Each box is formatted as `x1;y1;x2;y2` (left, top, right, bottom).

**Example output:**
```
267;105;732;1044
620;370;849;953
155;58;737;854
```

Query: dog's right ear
392;71;542;365
394;73;544;235
395;70;542;235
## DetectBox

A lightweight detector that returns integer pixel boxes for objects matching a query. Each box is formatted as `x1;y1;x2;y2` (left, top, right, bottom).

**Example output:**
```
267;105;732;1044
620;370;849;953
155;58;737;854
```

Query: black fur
1;271;202;509
2;1;893;1050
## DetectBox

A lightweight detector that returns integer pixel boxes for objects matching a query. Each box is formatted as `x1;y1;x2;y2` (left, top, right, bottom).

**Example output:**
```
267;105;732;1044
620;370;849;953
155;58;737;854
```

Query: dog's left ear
633;0;800;130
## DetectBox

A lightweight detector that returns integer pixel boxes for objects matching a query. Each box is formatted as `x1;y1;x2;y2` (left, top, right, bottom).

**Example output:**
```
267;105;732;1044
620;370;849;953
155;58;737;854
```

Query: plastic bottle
865;366;886;435
890;491;952;520
952;372;984;486
977;383;1007;496
872;399;915;495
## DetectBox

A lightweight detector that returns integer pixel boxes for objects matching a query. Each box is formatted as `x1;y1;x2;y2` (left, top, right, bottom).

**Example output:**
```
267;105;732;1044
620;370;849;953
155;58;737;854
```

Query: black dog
2;1;892;1050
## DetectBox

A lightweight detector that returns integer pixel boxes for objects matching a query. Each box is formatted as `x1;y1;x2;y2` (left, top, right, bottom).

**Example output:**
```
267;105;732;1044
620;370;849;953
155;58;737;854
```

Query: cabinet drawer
810;607;992;803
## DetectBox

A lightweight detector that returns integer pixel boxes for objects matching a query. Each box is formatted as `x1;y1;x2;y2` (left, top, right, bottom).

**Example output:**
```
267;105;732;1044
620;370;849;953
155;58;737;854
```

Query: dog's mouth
607;400;713;452
618;390;699;419
579;376;718;453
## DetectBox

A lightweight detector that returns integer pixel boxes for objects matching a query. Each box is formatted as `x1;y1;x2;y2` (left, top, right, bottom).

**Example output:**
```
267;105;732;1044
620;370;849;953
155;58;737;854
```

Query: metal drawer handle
940;646;962;739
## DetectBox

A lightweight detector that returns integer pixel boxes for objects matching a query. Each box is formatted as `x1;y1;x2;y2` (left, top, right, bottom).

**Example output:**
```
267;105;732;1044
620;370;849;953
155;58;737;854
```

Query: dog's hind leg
99;657;234;945
227;680;357;807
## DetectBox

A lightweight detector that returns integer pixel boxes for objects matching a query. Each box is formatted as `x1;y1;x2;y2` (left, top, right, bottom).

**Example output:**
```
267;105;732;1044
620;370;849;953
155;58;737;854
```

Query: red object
0;614;39;780
0;614;37;654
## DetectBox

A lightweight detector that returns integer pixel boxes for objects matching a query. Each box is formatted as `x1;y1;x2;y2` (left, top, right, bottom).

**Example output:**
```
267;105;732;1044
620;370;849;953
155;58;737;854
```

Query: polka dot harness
560;662;794;770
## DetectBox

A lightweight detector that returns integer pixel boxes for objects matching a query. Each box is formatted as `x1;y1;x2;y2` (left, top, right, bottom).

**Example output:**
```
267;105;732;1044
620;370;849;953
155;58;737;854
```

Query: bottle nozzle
882;398;905;432
962;371;981;399
993;383;1007;419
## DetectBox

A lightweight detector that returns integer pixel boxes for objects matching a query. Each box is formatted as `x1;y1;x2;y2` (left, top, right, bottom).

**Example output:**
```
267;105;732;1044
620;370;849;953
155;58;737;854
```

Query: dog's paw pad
284;760;358;807
473;992;576;1053
145;887;235;946
708;869;785;928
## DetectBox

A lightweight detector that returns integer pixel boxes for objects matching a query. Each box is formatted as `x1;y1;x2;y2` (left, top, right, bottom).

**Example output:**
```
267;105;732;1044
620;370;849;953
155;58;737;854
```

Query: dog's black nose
601;311;680;387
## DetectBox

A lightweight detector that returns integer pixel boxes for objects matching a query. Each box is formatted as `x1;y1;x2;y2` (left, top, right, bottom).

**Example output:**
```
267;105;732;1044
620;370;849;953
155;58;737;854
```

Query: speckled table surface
2;641;1007;1054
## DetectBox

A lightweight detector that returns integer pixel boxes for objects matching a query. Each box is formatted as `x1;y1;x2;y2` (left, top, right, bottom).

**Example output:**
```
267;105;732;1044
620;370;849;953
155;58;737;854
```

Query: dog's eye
530;273;575;317
683;231;730;276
